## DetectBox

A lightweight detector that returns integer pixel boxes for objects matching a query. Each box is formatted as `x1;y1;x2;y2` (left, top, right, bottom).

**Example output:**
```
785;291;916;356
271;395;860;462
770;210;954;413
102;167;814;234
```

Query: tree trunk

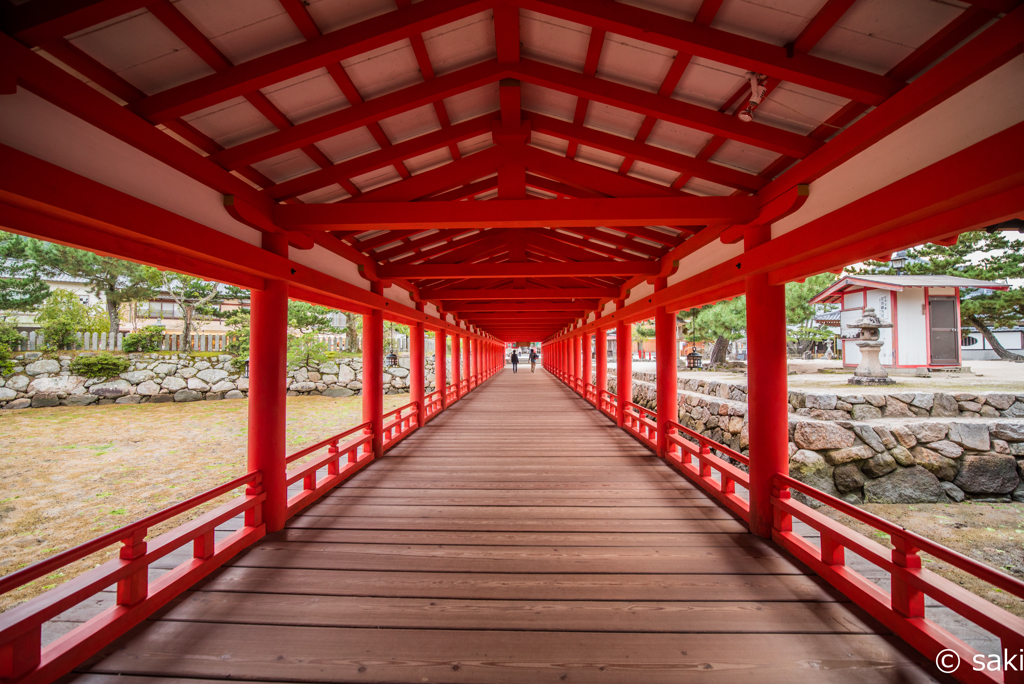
968;314;1024;361
709;335;728;365
345;312;359;352
182;306;194;353
105;292;120;335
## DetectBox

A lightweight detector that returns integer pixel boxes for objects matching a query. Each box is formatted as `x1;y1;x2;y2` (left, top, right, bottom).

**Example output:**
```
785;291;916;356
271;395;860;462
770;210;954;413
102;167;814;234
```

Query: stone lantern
846;307;895;385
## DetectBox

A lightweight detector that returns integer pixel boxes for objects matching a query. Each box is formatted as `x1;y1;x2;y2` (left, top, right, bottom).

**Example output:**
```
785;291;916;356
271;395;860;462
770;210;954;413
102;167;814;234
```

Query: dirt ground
0;394;407;612
819;501;1024;617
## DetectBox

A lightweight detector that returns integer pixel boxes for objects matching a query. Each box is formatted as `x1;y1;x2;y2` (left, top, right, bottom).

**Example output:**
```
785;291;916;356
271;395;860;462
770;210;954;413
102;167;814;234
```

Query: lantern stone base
848;375;896;385
849;341;895;385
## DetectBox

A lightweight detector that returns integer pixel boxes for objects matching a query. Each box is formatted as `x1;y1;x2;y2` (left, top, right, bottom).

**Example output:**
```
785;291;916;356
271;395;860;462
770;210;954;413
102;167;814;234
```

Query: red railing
598;389;616;418
584;382;597;405
0;471;264;684
622;401;657;450
424;389;443;419
382;401;418;449
445;382;458;405
775;475;1024;684
285;421;373;517
666;420;750;522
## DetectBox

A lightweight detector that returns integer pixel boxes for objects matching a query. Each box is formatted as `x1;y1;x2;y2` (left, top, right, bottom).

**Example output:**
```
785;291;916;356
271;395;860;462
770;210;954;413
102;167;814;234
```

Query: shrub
40;316;78;350
70;353;130;378
0;344;12;375
122;325;165;353
0;320;23;351
287;332;330;368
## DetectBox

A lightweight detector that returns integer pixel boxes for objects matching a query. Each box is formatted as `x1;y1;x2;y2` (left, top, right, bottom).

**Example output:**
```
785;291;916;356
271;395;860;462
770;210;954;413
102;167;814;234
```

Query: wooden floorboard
71;368;944;684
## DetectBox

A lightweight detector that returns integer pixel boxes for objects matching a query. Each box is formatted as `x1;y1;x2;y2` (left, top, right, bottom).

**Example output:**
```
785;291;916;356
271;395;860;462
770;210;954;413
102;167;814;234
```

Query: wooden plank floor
71;367;947;684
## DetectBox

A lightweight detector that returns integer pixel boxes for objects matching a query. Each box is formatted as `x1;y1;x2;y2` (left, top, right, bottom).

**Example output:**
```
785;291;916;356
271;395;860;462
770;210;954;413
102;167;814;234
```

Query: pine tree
0;233;49;312
851;231;1023;361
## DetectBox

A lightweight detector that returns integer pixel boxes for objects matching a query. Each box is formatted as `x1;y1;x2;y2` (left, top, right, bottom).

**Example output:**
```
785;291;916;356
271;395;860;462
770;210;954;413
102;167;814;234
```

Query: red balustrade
285;422;374;517
424;390;443;419
666;420;750;522
598;389;617;418
0;472;264;684
382;401;419;449
584;383;597;405
622;401;658;451
774;475;1024;683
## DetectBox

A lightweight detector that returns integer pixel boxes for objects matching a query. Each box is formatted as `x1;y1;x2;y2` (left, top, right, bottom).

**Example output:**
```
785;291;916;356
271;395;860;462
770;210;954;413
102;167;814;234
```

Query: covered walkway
71;368;939;683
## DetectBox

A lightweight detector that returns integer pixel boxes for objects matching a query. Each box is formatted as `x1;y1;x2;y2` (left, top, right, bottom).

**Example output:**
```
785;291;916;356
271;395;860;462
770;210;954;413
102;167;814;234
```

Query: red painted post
411;317;425;427
462;332;470;392
363;282;384;459
471;337;478;384
745;225;789;539
248;232;289;533
655;279;678;459
596;328;607;396
616;320;631;427
582;332;593;401
452;334;461;398
569;335;577;382
435;330;447;410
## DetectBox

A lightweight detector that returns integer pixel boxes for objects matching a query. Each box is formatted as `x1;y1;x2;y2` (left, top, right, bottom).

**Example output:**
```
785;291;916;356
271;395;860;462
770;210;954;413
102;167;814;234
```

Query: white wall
896;288;926;366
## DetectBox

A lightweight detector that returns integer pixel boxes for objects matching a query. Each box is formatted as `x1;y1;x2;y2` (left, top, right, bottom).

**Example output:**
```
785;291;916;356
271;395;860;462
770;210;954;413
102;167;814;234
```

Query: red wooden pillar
462;332;470;391
745;225;789;539
452;334;461;398
596;328;607;395
655;279;678;458
411;317;425;427
363;283;384;459
569;335;577;384
435;330;447;409
582;333;593;401
616;320;631;427
471;337;478;383
247;233;289;533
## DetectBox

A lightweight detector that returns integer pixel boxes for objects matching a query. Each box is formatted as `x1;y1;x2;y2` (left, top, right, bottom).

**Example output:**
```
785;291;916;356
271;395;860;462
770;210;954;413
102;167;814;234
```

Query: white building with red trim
810;275;1009;369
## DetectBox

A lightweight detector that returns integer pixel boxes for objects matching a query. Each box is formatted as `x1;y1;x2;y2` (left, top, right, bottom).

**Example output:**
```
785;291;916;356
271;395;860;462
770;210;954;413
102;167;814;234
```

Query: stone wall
612;374;1024;505
0;352;442;410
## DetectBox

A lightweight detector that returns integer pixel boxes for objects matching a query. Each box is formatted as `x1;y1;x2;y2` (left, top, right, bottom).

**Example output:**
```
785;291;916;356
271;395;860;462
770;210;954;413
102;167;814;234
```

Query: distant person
529;348;538;372
510;350;519;373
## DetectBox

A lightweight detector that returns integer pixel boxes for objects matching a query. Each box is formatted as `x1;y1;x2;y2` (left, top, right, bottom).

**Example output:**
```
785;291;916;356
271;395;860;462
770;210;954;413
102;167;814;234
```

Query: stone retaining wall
612;375;1024;505
0;352;442;410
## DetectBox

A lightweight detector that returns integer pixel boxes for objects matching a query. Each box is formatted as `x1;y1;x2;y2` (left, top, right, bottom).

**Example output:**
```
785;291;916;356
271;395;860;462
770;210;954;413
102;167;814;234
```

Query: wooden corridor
70;368;945;684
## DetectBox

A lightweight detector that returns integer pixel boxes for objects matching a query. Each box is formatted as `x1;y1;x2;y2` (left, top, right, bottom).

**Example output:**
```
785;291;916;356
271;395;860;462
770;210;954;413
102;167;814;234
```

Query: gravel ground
0;394;407;612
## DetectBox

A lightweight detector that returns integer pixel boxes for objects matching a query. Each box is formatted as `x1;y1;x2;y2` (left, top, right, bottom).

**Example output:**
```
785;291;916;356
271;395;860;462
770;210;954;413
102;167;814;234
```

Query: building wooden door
929;297;959;364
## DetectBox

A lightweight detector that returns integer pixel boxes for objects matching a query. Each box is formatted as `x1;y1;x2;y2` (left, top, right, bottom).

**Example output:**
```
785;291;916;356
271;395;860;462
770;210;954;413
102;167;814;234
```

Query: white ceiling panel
296;183;350;204
679;177;735;197
351;164;404;192
628;161;677;186
174;0;304;65
754;82;848;135
341;39;424;100
378;103;442;143
583;101;646;139
527;131;569;155
710;138;780;175
597;32;675;93
421;11;495;76
443;82;500;124
406;147;455;175
520;9;591;71
305;0;395;34
522;82;577;121
69;9;214;95
711;0;826;45
457;133;496;157
671;56;748;110
811;0;965;75
646;119;715;157
250;148;319;184
261;68;348;126
615;0;703;21
315;127;381;164
183;96;277;148
575;145;625;172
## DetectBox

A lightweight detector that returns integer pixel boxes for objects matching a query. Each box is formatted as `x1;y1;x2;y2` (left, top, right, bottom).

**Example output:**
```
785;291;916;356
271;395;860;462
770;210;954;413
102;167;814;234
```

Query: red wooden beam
523;145;683;198
529;113;766;193
425;178;499;202
419;286;620;300
207;60;503;169
347;146;508;203
380;261;659;279
565;26;605;159
375;229;486;264
760;4;1024;203
529;228;661;260
1;0;156;47
445;301;596;312
517;0;902;105
274;195;759;230
525;174;607;199
510;59;821;159
129;0;495;122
